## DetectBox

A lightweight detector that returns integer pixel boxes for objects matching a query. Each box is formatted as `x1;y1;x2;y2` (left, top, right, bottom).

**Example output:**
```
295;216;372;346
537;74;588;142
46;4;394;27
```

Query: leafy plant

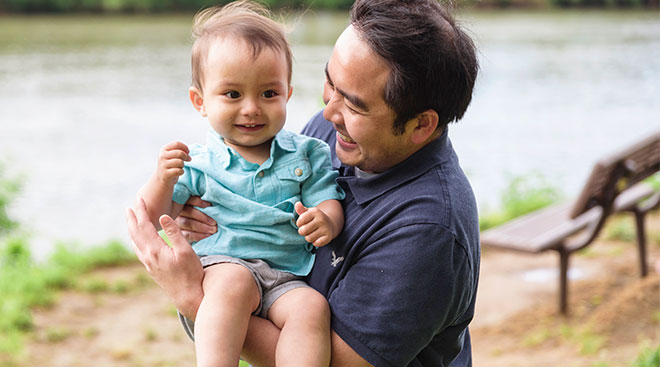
480;173;562;230
632;342;660;367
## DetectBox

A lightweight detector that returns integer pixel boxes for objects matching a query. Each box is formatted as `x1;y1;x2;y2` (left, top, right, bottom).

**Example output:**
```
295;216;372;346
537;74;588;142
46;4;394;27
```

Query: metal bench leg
633;209;648;277
558;247;570;315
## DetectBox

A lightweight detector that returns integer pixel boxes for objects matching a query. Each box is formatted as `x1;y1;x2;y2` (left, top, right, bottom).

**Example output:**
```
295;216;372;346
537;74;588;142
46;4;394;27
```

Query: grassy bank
479;173;563;231
0;164;137;363
0;238;136;362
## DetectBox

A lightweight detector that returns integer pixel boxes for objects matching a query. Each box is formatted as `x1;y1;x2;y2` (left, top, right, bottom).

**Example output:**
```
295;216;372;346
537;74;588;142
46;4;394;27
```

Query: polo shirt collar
338;128;453;206
206;129;296;169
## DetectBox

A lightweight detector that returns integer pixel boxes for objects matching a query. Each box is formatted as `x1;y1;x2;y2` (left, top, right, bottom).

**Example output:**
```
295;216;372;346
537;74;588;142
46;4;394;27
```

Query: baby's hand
295;202;336;247
156;141;191;186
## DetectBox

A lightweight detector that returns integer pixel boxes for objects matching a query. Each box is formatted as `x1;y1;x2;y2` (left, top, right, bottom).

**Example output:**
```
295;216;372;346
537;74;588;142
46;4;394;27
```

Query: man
127;0;480;365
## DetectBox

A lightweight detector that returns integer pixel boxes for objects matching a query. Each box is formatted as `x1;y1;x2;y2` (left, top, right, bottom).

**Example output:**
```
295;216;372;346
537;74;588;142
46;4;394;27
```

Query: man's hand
175;196;218;243
126;198;204;320
295;202;339;247
157;141;191;187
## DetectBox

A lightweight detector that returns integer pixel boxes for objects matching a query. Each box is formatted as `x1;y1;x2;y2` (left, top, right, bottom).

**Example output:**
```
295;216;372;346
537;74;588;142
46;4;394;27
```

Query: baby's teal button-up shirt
172;129;345;276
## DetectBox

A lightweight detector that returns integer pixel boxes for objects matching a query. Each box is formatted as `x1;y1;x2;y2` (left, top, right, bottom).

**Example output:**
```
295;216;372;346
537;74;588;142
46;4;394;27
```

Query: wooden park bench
480;131;660;314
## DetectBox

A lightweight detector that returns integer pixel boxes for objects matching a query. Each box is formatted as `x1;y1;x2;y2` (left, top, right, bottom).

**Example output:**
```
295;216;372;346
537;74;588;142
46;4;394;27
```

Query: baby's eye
262;90;278;98
224;91;241;99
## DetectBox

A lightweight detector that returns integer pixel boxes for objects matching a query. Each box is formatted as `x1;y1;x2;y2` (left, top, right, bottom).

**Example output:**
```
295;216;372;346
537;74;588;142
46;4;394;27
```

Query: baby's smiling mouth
235;124;265;131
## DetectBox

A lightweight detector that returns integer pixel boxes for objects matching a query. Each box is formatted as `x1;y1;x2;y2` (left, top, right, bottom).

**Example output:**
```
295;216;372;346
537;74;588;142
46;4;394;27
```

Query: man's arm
126;198;204;320
330;332;372;367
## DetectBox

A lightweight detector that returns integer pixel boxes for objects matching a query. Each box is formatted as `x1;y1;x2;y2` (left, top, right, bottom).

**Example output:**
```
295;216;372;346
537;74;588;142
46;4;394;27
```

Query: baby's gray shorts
178;254;309;341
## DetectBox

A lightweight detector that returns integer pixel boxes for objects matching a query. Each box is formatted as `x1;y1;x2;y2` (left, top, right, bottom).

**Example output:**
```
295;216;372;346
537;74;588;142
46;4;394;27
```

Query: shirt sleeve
172;165;206;205
328;223;476;367
300;139;345;208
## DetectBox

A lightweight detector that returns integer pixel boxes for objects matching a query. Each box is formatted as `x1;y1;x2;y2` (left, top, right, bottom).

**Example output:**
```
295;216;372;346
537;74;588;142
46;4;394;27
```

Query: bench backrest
570;131;660;219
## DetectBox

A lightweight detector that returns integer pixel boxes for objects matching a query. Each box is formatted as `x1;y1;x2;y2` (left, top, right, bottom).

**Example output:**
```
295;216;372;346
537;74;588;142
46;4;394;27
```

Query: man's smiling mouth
337;131;355;144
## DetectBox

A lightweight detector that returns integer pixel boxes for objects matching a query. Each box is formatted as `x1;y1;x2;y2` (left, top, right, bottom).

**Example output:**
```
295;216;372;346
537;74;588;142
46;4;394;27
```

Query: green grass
0;237;136;359
0;163;21;236
632;341;660;367
480;173;562;231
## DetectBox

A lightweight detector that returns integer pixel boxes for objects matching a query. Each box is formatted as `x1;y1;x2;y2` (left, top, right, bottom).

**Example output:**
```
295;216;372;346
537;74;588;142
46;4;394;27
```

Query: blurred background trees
0;0;656;13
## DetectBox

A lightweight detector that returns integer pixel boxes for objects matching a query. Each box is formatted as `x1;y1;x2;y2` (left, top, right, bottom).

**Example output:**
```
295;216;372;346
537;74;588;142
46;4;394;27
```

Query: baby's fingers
161;147;191;163
297;220;319;237
164;167;185;178
295;211;313;228
312;235;330;247
161;157;186;170
162;141;190;154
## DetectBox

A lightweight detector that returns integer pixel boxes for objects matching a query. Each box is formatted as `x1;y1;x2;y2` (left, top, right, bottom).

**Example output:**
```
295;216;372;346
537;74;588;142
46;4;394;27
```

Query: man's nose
323;90;342;125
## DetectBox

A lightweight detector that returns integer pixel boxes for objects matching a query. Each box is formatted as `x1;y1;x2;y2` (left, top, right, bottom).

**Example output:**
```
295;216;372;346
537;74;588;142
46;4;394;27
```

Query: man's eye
262;90;277;98
224;91;240;99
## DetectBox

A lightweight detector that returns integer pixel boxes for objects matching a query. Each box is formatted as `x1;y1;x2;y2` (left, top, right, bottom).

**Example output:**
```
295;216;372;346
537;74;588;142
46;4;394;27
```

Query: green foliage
604;216;636;242
480;173;562;230
2;0;654;12
0;238;136;359
632;342;660;367
0;164;20;235
645;173;660;190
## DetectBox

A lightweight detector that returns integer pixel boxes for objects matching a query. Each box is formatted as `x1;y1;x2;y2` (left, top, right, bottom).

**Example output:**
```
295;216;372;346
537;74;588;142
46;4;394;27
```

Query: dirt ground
6;214;660;367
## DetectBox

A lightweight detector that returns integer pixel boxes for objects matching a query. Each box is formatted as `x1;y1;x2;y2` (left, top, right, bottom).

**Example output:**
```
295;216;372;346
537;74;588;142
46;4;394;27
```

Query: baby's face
198;38;291;153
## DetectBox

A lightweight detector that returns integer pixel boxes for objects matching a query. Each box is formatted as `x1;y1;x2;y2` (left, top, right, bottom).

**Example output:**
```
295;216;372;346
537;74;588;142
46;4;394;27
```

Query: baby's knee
203;264;258;304
291;288;330;321
305;290;330;314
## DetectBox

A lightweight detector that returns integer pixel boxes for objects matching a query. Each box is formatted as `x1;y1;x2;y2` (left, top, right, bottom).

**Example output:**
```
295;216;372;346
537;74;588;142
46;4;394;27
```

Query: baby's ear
189;87;206;116
287;85;294;101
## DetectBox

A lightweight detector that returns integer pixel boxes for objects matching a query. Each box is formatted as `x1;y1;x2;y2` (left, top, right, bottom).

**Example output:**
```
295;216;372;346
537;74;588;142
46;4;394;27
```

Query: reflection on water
0;11;658;255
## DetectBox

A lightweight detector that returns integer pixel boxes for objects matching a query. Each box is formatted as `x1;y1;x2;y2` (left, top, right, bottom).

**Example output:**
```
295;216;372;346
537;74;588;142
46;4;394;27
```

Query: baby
137;2;344;366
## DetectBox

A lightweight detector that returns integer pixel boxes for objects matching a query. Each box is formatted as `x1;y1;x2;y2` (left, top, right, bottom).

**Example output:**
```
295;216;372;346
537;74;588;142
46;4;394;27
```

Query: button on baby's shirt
294;168;303;177
257;171;265;178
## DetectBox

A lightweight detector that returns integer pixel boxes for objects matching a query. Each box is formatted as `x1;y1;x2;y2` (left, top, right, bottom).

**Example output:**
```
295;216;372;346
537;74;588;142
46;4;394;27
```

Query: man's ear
287;85;294;101
409;109;439;145
189;87;206;117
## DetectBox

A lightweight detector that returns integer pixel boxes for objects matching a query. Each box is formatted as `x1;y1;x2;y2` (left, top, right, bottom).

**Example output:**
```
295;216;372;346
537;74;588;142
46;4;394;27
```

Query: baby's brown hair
191;0;292;92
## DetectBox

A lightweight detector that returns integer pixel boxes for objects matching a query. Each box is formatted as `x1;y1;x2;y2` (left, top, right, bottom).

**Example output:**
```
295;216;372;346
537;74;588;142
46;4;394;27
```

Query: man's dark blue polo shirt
302;111;480;367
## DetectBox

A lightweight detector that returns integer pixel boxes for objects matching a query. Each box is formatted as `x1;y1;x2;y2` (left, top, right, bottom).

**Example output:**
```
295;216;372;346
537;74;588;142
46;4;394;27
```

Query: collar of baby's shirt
205;129;233;169
271;130;296;154
205;129;297;170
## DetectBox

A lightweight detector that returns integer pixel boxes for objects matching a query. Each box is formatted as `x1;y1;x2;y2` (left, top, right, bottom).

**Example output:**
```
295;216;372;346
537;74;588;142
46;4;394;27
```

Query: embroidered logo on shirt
331;251;344;267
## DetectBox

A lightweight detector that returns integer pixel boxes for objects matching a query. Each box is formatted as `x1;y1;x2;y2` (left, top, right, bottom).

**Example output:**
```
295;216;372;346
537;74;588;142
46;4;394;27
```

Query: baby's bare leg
195;263;260;367
267;287;331;366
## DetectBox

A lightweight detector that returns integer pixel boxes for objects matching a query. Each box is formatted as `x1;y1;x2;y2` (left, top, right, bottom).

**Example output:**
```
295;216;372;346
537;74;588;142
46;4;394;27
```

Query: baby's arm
137;141;189;229
295;199;344;247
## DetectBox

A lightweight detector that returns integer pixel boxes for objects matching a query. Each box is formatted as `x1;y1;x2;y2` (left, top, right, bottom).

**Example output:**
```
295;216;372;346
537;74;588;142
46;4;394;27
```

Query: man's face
323;26;418;173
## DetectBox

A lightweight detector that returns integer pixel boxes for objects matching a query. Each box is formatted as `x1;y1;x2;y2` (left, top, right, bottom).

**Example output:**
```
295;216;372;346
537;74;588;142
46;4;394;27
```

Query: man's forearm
175;286;204;321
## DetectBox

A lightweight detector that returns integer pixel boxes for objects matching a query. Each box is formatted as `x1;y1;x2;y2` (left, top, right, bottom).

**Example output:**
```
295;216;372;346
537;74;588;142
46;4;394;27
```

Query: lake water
0;10;658;255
